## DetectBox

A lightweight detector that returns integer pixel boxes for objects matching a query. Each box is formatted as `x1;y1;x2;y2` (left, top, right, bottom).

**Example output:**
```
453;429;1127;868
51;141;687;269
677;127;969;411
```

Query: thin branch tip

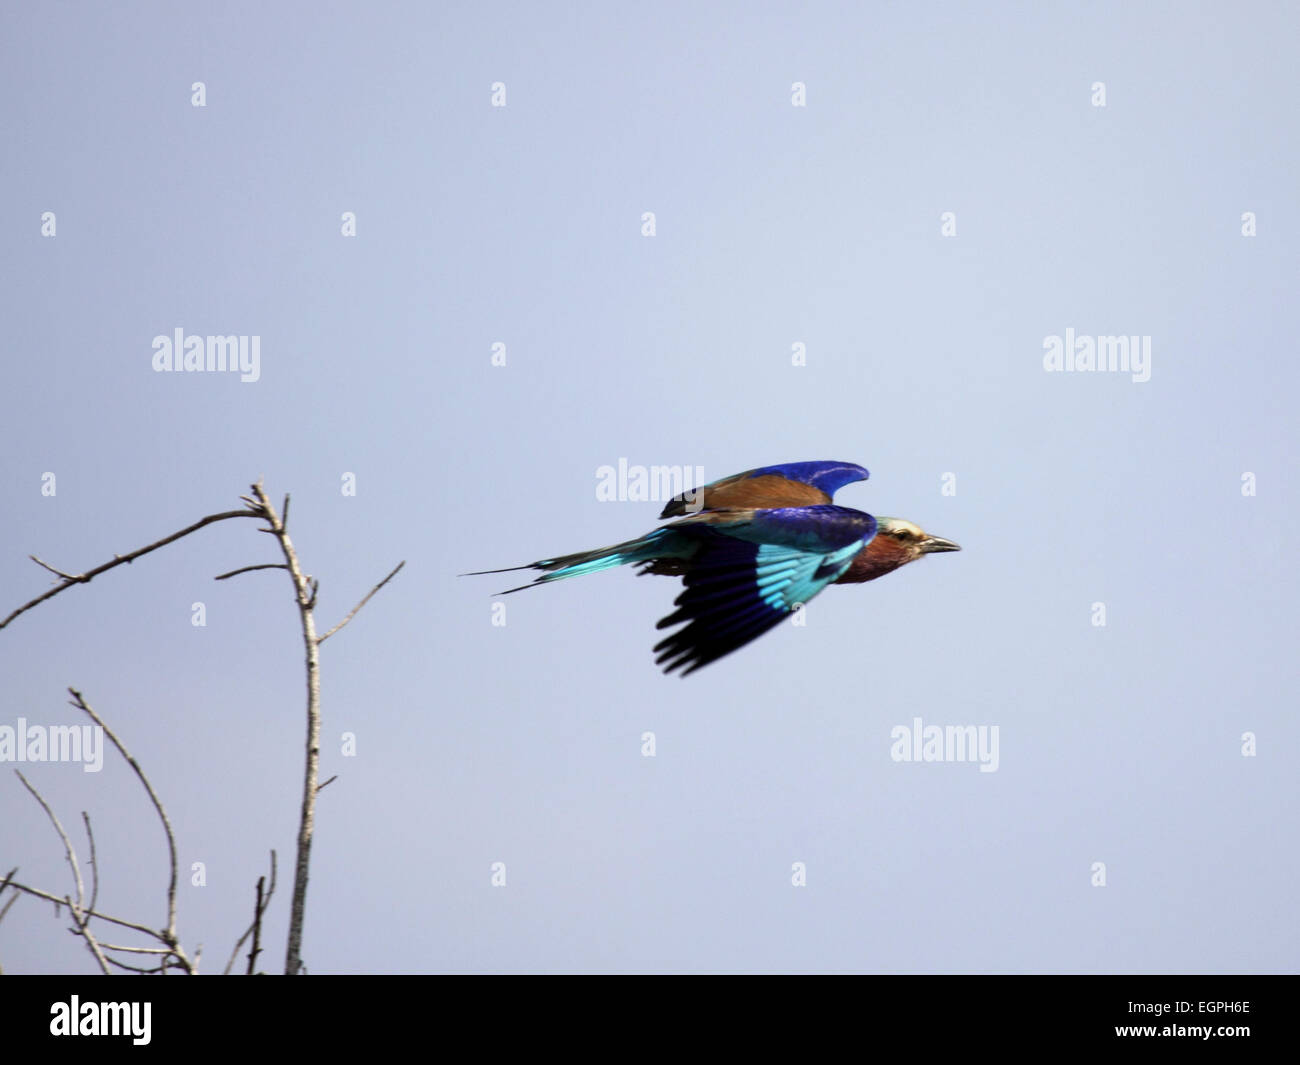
317;560;405;644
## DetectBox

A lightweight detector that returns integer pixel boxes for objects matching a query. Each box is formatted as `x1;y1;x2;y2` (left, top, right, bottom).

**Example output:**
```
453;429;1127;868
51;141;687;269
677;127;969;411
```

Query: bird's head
836;517;961;584
875;517;961;561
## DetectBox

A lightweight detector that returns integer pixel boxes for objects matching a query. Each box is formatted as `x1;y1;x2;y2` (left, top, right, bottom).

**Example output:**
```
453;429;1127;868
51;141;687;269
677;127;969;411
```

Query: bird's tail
465;527;692;593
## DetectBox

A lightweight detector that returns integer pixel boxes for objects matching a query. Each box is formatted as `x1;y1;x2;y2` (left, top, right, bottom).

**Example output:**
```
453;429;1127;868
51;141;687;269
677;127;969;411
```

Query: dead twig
15;772;85;911
317;561;406;644
67;689;184;964
64;896;112;976
224;853;278;975
214;563;289;581
95;942;175;955
1;508;265;631
29;557;80;581
2;880;160;938
246;877;266;974
82;813;99;916
0;869;16;976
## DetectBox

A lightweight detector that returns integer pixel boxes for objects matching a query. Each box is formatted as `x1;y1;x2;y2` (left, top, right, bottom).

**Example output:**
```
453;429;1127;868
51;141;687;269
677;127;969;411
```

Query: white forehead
877;518;924;538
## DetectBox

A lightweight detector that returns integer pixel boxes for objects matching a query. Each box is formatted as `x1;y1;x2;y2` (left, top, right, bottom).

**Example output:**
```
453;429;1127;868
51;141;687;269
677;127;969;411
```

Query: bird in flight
470;461;960;676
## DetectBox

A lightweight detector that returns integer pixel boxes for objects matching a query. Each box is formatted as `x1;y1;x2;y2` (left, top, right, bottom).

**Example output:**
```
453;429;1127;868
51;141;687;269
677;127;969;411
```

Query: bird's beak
921;535;961;554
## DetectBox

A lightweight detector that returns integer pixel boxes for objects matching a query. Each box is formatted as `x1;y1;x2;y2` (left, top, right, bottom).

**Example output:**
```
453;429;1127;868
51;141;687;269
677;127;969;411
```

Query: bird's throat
834;540;912;583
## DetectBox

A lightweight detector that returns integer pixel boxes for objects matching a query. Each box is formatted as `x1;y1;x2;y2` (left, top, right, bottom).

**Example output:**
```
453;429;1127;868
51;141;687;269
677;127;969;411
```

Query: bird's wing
659;460;869;518
653;505;877;675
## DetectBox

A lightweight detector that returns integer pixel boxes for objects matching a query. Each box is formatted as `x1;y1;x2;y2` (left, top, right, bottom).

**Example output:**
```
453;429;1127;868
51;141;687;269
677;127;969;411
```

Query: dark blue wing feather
654;506;876;675
747;461;869;498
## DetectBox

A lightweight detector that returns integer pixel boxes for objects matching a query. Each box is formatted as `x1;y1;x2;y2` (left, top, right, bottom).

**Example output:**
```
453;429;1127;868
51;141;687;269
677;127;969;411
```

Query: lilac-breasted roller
470;461;960;676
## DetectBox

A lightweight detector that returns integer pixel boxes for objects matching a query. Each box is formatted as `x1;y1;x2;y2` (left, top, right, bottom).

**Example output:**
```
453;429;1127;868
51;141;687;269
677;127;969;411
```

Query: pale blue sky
1;1;1296;973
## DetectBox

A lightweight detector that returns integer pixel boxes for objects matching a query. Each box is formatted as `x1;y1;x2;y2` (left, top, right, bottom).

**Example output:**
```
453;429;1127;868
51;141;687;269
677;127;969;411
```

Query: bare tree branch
66;689;182;957
3;880;161;938
0;508;265;630
0;870;17;975
12;693;198;975
82;813;99;916
13;772;121;974
15;771;86;910
64;896;112;976
4;481;401;975
213;563;289;581
246;876;266;974
96;942;176;955
0;867;17;932
223;851;277;976
29;556;80;581
248;482;320;976
317;560;405;644
105;955;171;974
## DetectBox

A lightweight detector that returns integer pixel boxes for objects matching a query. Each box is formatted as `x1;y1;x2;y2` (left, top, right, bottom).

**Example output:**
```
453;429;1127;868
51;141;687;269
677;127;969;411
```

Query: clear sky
1;1;1295;973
